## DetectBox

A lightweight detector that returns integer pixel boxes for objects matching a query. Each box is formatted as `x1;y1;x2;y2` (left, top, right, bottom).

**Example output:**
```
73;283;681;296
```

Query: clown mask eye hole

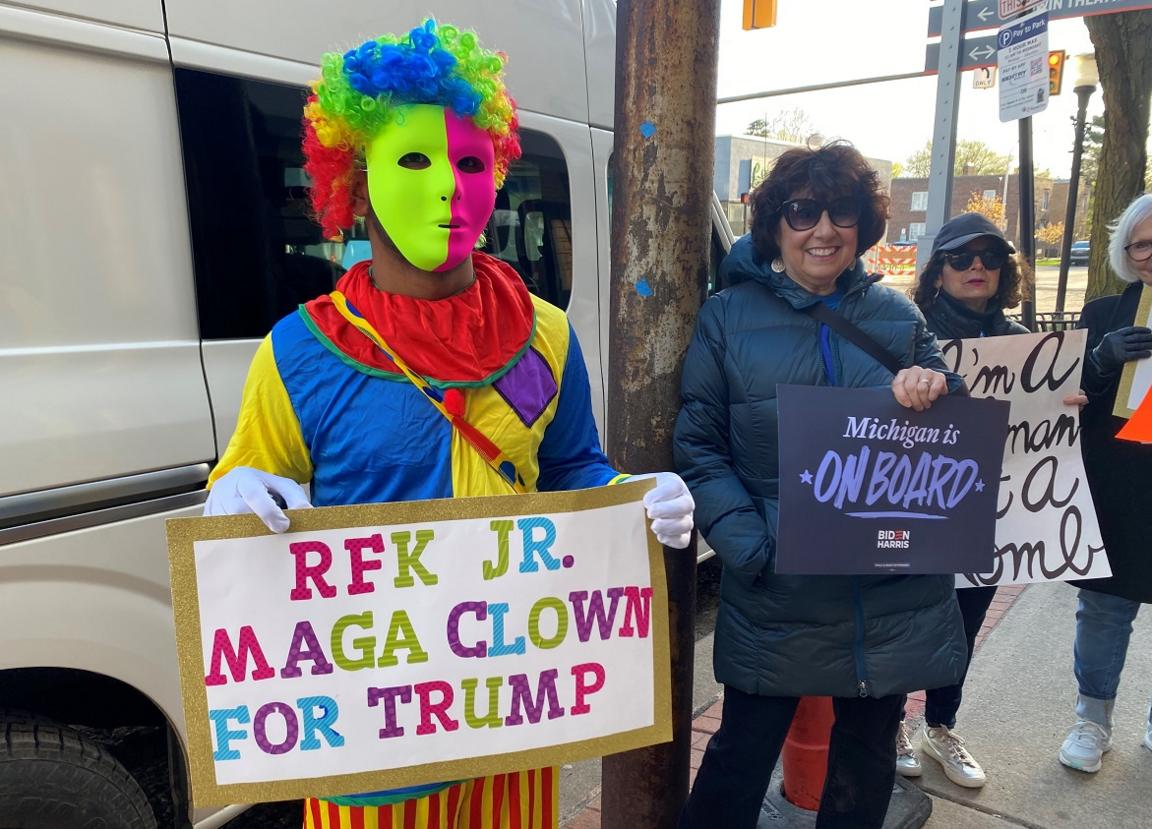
457;156;487;174
397;152;431;170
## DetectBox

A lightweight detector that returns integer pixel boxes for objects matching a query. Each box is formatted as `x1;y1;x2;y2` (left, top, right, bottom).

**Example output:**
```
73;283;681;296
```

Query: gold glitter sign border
166;480;670;807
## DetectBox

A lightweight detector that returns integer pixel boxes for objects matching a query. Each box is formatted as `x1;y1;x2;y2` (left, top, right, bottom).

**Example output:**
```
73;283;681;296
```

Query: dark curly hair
749;141;890;263
910;245;1028;312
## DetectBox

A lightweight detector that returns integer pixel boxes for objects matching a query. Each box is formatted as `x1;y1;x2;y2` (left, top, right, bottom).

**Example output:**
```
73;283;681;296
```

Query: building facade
714;135;893;236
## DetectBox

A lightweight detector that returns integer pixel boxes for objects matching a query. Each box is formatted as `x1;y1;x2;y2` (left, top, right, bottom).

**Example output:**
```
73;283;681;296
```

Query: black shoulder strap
802;301;904;376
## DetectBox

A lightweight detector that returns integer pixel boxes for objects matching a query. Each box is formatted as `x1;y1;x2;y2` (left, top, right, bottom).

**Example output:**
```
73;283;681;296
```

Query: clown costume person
203;20;695;829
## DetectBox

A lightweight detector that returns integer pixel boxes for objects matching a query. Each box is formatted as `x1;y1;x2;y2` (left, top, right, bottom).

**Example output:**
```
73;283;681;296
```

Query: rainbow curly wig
303;19;521;239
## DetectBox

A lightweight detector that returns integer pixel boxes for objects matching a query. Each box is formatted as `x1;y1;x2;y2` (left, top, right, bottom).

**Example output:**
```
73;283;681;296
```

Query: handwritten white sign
939;331;1111;587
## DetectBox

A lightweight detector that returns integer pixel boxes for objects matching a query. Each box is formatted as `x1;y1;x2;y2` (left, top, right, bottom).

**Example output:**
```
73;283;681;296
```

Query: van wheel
0;718;158;829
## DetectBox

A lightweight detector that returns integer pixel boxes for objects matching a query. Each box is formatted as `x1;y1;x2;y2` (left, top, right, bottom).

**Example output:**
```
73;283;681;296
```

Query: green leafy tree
1084;10;1152;301
746;118;769;137
745;108;819;143
902;140;1012;178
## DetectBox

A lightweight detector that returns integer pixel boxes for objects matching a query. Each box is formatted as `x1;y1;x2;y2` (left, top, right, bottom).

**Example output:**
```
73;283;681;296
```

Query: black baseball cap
931;213;1015;256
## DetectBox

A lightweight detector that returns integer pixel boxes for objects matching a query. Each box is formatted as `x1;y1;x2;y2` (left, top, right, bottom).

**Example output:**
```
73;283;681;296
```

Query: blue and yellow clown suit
210;252;623;828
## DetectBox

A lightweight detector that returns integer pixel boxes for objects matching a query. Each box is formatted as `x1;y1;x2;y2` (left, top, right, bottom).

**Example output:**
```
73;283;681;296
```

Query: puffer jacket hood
674;237;968;698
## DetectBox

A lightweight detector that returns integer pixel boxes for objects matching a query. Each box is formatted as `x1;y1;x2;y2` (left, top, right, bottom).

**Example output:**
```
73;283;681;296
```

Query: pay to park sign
166;482;669;807
775;386;1010;575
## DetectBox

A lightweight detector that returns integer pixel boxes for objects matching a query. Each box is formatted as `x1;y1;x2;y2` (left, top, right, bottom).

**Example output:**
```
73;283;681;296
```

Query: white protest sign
167;483;669;807
938;331;1110;586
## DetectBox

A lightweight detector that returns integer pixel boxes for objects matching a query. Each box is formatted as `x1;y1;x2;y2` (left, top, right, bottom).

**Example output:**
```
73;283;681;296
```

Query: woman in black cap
895;213;1027;788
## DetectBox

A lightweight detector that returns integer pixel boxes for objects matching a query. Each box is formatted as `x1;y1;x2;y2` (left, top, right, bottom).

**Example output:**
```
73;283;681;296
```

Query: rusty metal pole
600;1;720;826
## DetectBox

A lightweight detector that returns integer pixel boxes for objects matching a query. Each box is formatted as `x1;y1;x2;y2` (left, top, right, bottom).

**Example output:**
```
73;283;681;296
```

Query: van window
480;131;573;309
176;69;573;341
175;69;338;340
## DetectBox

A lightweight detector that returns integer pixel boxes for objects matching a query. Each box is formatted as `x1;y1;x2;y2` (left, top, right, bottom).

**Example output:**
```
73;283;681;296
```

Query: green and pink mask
365;104;497;272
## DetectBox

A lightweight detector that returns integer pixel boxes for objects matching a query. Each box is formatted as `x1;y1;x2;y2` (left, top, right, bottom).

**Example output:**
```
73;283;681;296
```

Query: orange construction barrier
780;696;835;811
863;245;918;277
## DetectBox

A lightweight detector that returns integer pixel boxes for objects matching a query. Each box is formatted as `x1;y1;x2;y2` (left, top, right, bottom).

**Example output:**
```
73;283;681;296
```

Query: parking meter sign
997;9;1049;122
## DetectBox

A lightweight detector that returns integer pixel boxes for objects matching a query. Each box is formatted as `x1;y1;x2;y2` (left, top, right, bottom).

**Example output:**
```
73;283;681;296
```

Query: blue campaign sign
774;386;1010;575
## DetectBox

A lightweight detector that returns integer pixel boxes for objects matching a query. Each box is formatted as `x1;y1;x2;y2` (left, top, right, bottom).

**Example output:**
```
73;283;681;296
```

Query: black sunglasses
942;249;1008;271
780;197;862;232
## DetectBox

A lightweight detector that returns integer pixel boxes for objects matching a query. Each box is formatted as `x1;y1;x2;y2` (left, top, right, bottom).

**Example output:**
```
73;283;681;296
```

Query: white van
0;1;732;826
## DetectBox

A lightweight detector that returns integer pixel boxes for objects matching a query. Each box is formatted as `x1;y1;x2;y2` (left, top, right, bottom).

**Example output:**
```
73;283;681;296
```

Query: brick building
713;135;893;236
887;172;1090;253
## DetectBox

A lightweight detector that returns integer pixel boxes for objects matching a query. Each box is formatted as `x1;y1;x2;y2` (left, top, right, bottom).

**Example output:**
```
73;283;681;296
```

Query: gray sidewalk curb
758;765;931;828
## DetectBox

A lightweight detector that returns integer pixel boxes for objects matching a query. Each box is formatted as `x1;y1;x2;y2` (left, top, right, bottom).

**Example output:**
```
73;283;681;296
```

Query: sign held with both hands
167;482;670;807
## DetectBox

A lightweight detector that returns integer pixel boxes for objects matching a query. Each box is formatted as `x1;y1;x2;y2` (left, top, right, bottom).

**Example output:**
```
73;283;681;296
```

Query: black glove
1090;326;1152;375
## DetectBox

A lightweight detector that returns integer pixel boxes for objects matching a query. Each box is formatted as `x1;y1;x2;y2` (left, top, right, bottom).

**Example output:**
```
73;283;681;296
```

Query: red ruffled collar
303;252;536;387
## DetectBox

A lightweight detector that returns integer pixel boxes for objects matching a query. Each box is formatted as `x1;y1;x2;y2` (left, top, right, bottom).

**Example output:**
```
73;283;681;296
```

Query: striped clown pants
303;768;558;829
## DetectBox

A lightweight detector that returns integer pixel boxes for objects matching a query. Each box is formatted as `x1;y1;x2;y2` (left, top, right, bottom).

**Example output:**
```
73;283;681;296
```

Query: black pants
922;586;997;728
681;686;905;829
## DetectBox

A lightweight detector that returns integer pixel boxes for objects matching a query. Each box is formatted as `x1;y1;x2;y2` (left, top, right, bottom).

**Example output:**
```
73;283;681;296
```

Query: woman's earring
933;282;941;301
771;257;786;273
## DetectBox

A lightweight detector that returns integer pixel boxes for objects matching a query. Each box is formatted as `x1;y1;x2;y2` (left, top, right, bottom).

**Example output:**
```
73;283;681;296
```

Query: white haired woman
1059;193;1152;773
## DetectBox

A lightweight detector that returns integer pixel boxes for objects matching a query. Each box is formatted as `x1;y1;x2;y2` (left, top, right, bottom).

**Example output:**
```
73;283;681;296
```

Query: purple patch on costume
494;348;557;426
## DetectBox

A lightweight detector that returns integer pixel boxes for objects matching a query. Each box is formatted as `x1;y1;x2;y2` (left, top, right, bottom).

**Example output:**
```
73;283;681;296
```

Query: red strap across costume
305;252;536;386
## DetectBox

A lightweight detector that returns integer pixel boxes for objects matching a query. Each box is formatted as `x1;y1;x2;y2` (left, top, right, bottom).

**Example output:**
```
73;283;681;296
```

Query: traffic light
742;0;777;29
1048;50;1066;96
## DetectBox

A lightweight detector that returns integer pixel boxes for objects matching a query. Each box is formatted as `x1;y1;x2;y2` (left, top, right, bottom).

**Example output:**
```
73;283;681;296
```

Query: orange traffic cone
780;696;835;811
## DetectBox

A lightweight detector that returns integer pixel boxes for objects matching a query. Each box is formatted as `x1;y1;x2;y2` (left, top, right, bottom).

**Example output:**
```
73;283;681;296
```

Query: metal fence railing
1006;311;1082;332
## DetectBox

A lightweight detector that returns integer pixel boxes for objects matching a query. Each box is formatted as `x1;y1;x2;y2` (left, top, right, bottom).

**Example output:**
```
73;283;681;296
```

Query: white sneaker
1059;720;1112;773
920;725;986;788
895;721;921;777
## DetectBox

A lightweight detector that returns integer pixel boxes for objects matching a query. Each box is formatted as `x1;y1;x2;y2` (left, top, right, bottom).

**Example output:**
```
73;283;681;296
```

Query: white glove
630;472;695;549
204;466;312;533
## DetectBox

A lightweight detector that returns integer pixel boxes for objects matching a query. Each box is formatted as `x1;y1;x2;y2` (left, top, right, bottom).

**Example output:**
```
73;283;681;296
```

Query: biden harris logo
877;530;911;550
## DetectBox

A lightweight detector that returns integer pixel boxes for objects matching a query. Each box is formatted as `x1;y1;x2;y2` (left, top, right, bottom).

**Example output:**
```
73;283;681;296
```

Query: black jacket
673;236;967;698
1075;281;1152;604
920;292;1031;340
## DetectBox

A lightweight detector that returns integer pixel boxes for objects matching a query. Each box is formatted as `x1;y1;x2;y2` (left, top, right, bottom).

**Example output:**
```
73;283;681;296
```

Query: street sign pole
997;4;1047;330
1018;117;1036;331
919;0;967;274
602;0;719;825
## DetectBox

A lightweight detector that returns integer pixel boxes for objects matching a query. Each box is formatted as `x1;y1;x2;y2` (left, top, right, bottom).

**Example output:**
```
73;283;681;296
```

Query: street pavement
563;581;1152;828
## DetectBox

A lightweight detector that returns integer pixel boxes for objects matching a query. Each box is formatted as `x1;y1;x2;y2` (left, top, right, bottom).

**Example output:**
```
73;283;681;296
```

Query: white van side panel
591;127;615;401
0;502;201;732
2;0;163;32
0;31;214;494
163;0;591;124
582;0;616;130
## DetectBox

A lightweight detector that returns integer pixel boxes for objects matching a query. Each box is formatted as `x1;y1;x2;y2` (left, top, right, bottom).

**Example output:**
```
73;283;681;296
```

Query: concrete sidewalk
912;582;1152;828
563;582;1152;828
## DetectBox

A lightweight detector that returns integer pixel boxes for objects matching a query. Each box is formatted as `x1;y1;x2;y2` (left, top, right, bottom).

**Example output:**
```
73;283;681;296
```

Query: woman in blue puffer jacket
675;142;968;829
